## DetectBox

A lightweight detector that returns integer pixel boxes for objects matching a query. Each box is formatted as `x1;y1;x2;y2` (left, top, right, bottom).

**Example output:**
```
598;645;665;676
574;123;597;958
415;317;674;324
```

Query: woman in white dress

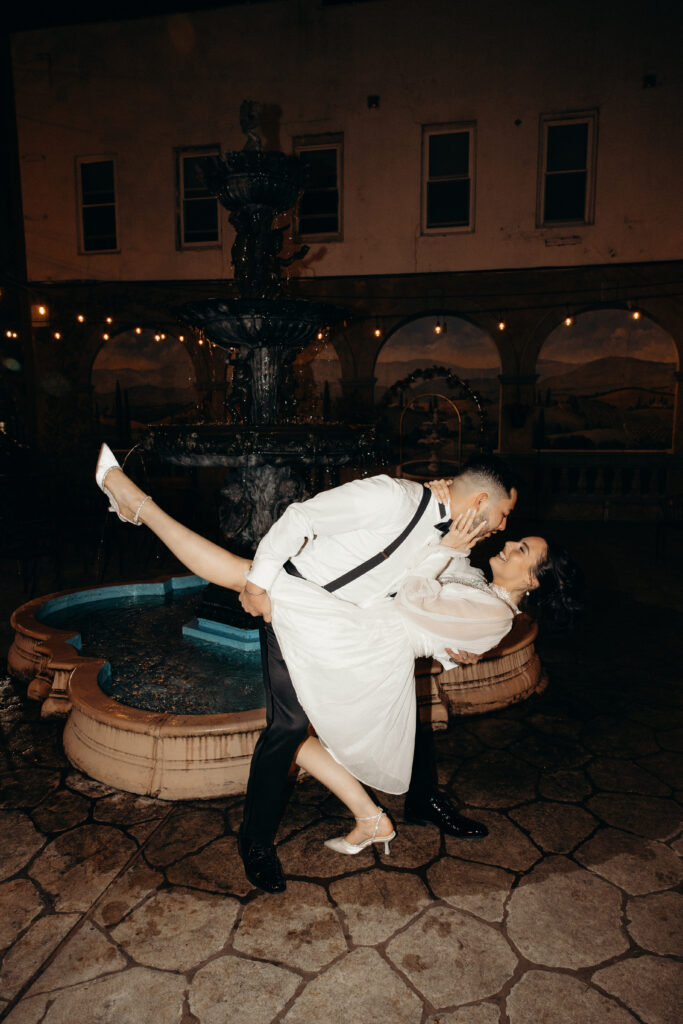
96;446;581;854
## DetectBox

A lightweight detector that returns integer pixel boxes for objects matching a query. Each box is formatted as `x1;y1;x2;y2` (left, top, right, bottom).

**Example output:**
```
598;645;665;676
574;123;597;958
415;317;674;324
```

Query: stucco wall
12;0;683;284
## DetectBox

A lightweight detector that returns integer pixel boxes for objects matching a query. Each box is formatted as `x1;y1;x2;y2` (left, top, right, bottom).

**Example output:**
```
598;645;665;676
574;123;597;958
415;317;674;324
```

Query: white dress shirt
247;475;476;607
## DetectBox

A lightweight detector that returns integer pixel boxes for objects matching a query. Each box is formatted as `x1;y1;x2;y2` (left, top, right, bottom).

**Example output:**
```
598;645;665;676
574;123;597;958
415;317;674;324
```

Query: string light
5;330;11;338
178;335;185;342
564;316;573;327
102;333;110;341
497;319;506;331
434;319;443;335
105;316;113;324
76;314;85;323
135;327;142;334
54;331;61;340
160;333;166;340
198;338;204;346
154;334;161;341
632;310;641;320
38;305;47;316
316;330;325;341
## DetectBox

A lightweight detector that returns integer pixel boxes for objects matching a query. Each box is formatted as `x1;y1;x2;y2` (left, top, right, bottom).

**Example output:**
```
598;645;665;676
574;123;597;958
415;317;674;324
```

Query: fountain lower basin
8;575;267;799
9;576;546;800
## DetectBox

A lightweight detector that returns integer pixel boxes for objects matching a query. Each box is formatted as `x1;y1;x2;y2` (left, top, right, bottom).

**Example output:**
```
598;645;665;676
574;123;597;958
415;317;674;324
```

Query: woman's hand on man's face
441;508;488;551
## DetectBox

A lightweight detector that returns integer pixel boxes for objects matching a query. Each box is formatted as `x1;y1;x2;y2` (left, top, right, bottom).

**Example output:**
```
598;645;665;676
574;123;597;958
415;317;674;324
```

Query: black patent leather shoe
404;791;489;838
238;836;286;893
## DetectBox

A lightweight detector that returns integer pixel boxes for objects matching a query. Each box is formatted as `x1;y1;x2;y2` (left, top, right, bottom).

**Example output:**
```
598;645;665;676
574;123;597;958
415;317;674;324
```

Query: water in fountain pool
40;589;265;716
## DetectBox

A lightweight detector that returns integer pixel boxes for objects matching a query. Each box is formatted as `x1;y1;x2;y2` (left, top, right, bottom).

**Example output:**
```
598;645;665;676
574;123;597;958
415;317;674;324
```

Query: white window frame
293;133;343;241
76;155;119;254
421;123;476;235
176;145;221;250
537;111;598;227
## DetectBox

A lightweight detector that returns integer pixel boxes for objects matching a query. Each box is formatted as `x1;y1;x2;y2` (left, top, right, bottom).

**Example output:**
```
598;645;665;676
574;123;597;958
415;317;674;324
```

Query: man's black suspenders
283;485;433;593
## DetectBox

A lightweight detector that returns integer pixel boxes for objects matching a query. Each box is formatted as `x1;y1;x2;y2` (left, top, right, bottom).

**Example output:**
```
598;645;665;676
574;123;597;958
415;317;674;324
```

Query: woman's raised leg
102;467;251;592
294;736;394;845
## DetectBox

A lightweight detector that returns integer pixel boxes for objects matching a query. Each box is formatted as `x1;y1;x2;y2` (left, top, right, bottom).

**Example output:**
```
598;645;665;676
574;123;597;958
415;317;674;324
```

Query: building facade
7;0;683;499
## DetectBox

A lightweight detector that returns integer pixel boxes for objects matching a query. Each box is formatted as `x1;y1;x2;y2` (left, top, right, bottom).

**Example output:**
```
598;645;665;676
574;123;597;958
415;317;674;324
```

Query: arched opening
535;309;678;450
291;336;343;421
375;315;501;468
91;330;198;440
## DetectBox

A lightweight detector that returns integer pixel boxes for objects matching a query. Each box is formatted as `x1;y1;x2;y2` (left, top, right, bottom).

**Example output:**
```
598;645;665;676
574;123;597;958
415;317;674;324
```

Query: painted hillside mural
375;317;501;467
91;331;198;437
535;310;677;450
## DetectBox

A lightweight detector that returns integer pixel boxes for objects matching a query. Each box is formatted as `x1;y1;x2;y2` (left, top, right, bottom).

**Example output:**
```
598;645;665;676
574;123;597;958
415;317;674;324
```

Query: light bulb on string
105;316;113;324
179;335;185;342
316;330;325;341
38;306;46;316
154;334;161;341
564;316;573;327
77;314;85;323
632;310;641;320
135;327;142;334
53;332;61;340
5;330;11;338
102;333;109;341
497;319;506;332
434;318;442;335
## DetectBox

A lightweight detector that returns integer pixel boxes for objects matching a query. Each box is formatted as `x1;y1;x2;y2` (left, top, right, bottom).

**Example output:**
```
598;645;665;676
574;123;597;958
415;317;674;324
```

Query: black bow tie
435;520;452;535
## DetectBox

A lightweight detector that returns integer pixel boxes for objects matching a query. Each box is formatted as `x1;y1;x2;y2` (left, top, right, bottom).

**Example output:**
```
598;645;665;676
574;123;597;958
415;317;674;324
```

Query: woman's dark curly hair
522;541;585;627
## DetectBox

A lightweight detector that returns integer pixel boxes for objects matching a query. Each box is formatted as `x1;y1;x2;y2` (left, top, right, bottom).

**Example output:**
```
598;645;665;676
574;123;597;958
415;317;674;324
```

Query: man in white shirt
237;455;518;892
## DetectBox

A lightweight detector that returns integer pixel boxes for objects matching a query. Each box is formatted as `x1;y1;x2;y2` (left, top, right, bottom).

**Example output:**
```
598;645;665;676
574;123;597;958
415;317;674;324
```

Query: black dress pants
240;622;438;845
240;622;310;845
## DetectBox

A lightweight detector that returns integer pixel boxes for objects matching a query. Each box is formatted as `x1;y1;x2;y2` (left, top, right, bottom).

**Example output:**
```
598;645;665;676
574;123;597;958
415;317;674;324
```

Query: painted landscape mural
91;331;198;435
375;317;501;467
535;310;677;450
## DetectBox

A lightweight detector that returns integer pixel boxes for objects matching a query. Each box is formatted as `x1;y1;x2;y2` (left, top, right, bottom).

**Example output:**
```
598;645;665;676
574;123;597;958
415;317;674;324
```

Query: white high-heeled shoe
324;808;396;856
95;443;151;526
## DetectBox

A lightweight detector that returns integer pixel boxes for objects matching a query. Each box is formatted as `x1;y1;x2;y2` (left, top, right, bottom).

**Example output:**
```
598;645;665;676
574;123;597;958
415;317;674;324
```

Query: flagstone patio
1;523;681;1023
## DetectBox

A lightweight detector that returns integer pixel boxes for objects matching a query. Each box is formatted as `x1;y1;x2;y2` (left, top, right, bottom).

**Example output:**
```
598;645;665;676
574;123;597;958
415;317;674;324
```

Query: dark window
423;127;474;231
540;115;596;224
179;151;219;246
80;159;117;252
294;138;342;238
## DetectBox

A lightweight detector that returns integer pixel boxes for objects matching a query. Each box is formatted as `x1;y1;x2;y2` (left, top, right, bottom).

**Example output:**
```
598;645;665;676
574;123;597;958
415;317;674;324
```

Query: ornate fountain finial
239;100;263;152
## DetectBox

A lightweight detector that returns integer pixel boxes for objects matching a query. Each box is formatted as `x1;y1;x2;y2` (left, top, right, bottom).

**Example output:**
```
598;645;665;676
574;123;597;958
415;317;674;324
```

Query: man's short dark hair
459;454;517;498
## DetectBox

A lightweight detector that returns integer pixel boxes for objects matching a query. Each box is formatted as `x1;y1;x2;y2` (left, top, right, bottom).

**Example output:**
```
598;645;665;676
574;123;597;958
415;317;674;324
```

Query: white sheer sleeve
394;573;515;669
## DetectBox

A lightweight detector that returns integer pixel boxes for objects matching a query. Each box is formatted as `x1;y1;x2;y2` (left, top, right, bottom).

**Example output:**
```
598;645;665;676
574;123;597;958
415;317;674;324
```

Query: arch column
673;371;683;454
498;374;538;454
339;376;376;420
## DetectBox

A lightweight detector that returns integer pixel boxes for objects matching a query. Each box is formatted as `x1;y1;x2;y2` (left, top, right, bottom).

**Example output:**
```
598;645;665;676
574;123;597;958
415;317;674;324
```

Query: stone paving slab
328;869;431;944
282;947;422;1024
506;855;628;969
386;905;518;1007
506;969;639;1023
574;827;683;895
190;956;301;1024
593;955;683;1024
233;880;348;972
28;824;138;913
112;887;239;971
